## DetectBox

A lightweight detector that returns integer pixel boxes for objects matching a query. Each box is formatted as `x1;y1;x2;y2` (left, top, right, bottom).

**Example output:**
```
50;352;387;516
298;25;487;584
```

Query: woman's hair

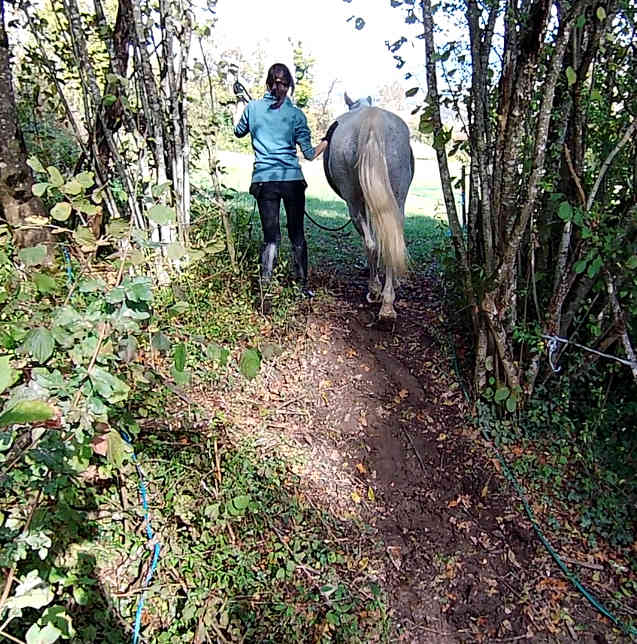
265;63;294;109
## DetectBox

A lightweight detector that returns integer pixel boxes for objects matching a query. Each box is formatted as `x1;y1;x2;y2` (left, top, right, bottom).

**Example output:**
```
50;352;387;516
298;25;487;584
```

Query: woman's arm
234;102;250;138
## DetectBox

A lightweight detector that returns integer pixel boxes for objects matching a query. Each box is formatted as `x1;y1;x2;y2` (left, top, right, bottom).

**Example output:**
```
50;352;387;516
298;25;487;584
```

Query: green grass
198;150;455;277
209;150;454;220
103;427;389;643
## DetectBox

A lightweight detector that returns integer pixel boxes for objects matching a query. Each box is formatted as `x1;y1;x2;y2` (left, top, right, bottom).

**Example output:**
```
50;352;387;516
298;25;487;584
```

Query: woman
234;63;329;295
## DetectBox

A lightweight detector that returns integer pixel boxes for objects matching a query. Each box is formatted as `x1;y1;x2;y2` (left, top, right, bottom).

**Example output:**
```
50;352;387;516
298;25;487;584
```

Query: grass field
192;149;461;275
209;150;453;220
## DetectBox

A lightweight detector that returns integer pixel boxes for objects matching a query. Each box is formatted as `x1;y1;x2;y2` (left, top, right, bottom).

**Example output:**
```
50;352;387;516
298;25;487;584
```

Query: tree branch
586;118;636;211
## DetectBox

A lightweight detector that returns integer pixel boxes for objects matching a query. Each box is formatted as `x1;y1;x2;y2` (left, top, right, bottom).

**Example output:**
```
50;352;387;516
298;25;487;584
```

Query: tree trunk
0;0;53;254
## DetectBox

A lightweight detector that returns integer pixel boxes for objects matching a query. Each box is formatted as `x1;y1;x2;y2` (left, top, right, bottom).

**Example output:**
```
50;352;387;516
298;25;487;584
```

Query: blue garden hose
119;431;162;644
443;321;637;639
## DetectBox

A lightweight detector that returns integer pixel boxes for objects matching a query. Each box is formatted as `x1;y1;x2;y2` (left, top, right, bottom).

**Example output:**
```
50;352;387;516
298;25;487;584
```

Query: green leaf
232;495;250;510
239;349;261;380
168;301;189;316
32;182;49;197
418;114;434;135
19;245;48;267
171;367;190;385
506;396;517;412
103;94;117;107
78;278;106;293
32;272;57;294
494;386;510;402
587;256;602;278
26;621;62;644
125;279;153;302
27;157;46;173
174;343;186;372
204;238;225;255
63;179;82;196
596;6;606;20
73;586;90;606
151;181;172;199
206;342;222;362
228;494;251;516
50;202;72;221
75;171;94;188
326;611;340;626
557;201;572;221
106;220;130;238
89;366;130;403
106;429;131;468
405;87;419;97
74;199;100;215
166;242;186;260
40;605;75;639
0;400;55;427
46;166;64;188
73;227;97;250
147;204;176;225
151;332;170;353
0;356;19;394
625;256;637;270
7;571;54;612
23;327;55;363
105;286;126;304
565;66;576;87
574;259;588;274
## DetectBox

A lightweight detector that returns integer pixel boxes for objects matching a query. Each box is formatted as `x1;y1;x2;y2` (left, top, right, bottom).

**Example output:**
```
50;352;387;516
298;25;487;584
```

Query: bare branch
586;118;637;211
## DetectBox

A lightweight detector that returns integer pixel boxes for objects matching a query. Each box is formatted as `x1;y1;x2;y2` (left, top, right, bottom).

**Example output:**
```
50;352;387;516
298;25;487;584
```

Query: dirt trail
211;265;622;643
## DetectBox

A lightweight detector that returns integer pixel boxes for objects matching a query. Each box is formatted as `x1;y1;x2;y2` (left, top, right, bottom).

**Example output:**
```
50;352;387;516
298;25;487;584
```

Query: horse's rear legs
378;266;396;320
360;217;382;304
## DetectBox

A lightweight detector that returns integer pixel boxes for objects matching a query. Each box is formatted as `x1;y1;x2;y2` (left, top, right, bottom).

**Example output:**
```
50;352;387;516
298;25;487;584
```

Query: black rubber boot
260;242;278;285
291;241;308;284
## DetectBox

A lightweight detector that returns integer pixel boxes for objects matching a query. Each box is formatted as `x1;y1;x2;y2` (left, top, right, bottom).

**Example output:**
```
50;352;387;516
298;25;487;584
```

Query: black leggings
250;180;308;284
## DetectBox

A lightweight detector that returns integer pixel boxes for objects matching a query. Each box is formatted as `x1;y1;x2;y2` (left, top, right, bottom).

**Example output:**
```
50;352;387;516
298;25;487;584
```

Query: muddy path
206;262;626;643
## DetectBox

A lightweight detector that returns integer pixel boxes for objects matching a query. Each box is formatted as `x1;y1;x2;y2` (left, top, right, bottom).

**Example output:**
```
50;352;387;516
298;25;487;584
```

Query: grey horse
323;94;414;320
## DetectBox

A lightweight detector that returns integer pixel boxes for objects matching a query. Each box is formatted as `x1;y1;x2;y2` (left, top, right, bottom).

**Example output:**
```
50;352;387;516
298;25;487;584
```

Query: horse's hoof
378;308;397;323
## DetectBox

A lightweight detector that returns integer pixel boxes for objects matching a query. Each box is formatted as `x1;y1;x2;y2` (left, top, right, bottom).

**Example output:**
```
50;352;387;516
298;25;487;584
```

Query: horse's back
326;107;414;206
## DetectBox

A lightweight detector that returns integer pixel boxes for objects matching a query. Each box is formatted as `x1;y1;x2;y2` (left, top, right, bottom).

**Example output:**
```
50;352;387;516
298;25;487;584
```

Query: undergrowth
0;182;393;643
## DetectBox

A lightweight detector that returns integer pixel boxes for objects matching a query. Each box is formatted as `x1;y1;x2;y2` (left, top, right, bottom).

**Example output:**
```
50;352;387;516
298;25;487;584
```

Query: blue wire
62;246;74;285
120;431;162;644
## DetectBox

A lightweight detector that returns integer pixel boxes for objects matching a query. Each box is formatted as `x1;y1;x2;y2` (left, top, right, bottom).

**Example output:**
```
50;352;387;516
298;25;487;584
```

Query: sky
213;0;427;107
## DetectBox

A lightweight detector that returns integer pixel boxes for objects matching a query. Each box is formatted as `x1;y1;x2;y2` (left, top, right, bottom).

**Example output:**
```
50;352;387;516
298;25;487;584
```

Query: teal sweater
234;92;317;183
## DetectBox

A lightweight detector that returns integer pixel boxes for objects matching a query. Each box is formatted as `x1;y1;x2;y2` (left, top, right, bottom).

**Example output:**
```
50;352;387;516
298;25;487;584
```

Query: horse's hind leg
378;266;396;320
365;248;382;304
359;208;382;303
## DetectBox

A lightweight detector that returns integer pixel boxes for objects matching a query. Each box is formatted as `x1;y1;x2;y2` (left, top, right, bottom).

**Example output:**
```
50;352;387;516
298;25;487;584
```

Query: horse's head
344;91;372;111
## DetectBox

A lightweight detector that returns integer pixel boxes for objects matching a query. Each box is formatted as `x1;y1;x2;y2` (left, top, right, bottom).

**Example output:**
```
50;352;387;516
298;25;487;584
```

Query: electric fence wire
440;281;637;639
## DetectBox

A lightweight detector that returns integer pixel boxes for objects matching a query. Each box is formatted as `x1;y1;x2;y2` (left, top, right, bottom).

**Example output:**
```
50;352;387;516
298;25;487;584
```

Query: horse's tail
357;108;407;277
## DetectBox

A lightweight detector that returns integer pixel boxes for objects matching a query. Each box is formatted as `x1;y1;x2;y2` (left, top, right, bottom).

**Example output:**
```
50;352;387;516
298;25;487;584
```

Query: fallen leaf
387;546;402;570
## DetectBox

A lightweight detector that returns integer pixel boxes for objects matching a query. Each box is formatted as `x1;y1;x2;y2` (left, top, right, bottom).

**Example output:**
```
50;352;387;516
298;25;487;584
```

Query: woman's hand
312;140;328;160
